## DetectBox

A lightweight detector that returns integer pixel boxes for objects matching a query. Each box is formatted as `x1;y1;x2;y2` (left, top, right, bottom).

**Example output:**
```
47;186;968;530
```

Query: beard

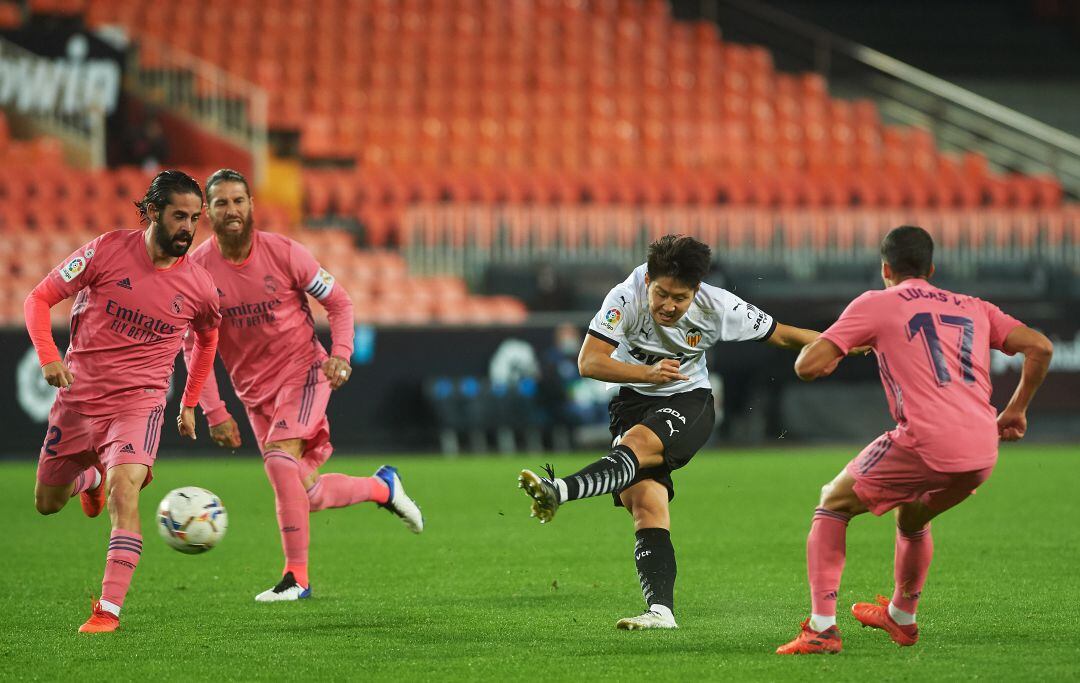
215;212;254;251
154;222;193;257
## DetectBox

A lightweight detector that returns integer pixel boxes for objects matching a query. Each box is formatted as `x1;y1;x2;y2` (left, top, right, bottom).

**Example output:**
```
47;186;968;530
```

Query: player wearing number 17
776;225;1053;655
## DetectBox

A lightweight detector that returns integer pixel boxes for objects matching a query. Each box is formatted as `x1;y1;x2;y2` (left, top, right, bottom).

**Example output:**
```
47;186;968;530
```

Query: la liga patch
601;307;622;331
59;256;86;282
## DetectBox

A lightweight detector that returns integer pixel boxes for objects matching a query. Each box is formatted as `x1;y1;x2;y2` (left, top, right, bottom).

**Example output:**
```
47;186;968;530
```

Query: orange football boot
776;618;842;655
79;463;106;518
78;600;120;633
852;595;919;646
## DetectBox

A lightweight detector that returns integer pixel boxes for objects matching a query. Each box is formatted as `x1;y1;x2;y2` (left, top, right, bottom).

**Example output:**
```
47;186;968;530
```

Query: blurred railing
402;204;1080;278
706;0;1080;199
128;41;268;184
0;34;106;169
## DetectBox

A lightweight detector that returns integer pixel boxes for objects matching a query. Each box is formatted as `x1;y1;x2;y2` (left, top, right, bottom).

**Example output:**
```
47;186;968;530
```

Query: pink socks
807;508;851;617
307;473;389;511
892;525;933;614
263;450;310;586
69;466;100;497
100;530;142;615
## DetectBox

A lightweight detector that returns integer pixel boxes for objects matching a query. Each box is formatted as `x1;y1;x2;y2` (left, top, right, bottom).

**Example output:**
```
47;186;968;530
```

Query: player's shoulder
260;230;303;253
187;237;216;263
93;228;140;251
182;256;218;294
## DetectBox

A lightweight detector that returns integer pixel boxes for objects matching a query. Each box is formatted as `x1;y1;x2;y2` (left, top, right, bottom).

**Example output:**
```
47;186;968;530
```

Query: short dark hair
646;234;712;288
134;169;203;224
205;168;251;201
880;225;934;278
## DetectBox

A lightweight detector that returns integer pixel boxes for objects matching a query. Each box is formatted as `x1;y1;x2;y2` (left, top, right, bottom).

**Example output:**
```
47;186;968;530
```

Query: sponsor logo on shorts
171;294;185;315
600;308;622;331
119;442;136;454
665;420;680;437
59;256;86;282
656;407;686;423
275;419;288;429
117;277;133;290
686;327;702;347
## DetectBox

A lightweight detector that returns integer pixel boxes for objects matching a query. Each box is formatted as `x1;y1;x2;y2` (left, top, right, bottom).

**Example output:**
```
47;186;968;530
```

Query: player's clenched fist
209;415;242;449
644;358;689;384
323;356;352;390
41;360;74;388
996;408;1027;442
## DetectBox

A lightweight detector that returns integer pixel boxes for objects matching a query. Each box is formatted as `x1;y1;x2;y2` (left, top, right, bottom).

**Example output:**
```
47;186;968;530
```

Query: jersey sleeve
983;300;1024;353
818;292;878;355
192;276;222;333
717;292;777;342
288;239;336;301
587;284;635;348
47;234;105;298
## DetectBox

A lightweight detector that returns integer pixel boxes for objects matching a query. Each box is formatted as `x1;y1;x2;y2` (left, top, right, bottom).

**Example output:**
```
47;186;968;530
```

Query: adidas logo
119;443;136;454
275;420;288;429
216;288;225;297
117;278;132;290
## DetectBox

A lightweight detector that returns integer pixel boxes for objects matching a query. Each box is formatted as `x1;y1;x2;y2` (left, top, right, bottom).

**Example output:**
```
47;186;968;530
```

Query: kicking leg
616;480;678;630
518;424;664;523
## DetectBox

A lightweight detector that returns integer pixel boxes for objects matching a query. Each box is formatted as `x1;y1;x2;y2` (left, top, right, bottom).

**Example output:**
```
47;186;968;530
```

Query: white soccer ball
157;487;228;554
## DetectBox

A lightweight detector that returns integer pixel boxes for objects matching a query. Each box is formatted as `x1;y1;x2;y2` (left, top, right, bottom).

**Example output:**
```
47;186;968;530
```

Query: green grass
2;445;1078;681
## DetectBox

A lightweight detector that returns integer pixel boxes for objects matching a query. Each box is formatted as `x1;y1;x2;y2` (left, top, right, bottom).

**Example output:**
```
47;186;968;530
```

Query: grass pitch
2;445;1078;681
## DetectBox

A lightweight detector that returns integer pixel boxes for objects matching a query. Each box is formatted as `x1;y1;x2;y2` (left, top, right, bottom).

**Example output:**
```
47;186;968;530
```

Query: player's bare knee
35;494;64;515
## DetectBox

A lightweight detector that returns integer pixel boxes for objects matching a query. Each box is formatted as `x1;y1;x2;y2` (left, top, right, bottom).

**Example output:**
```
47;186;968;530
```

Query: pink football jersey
820;278;1023;472
189;231;351;406
48;229;221;417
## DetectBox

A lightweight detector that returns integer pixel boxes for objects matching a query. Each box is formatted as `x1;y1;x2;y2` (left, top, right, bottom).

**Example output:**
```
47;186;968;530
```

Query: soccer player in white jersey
519;234;848;630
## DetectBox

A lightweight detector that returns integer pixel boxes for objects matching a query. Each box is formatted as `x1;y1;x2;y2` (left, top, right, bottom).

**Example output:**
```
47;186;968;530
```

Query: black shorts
607;386;715;506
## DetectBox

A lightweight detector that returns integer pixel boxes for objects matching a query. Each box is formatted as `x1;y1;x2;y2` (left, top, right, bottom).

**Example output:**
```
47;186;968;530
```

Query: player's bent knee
34;495;64;515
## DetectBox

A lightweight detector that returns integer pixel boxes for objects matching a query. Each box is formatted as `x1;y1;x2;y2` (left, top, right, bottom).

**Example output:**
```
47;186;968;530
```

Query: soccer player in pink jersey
776;226;1053;654
23;170;221;633
184;169;423;603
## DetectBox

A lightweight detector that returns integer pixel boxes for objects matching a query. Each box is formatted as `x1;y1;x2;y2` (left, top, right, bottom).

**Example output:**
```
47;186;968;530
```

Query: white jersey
587;264;776;396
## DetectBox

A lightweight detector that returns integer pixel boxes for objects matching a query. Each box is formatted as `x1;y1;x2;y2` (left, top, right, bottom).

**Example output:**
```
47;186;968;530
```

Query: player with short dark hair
518;234;838;630
183;169;423;603
776;225;1053;654
24;169;221;633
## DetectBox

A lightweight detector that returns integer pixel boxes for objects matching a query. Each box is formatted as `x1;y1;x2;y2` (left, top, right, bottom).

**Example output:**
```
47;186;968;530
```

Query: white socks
99;599;121;617
649;604;674;619
554;478;569;504
810;614;836;631
888;602;917;625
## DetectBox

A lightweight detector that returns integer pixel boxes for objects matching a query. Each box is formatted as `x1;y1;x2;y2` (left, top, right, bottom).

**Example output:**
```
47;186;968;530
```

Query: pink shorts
847;434;995;516
36;398;164;488
246;374;334;479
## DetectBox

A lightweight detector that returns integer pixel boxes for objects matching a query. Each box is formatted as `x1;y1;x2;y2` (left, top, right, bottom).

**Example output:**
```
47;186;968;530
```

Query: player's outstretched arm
794;338;845;381
764;323;819;351
24;278;73;387
997;326;1054;442
578;333;688;385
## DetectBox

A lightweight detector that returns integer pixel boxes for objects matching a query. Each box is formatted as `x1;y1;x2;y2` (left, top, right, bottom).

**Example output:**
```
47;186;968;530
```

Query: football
156;487;228;554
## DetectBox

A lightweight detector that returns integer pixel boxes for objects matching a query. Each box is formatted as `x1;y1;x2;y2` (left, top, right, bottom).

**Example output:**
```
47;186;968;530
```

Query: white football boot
518;466;561;523
374;465;424;533
254;572;312;603
616;605;678;630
